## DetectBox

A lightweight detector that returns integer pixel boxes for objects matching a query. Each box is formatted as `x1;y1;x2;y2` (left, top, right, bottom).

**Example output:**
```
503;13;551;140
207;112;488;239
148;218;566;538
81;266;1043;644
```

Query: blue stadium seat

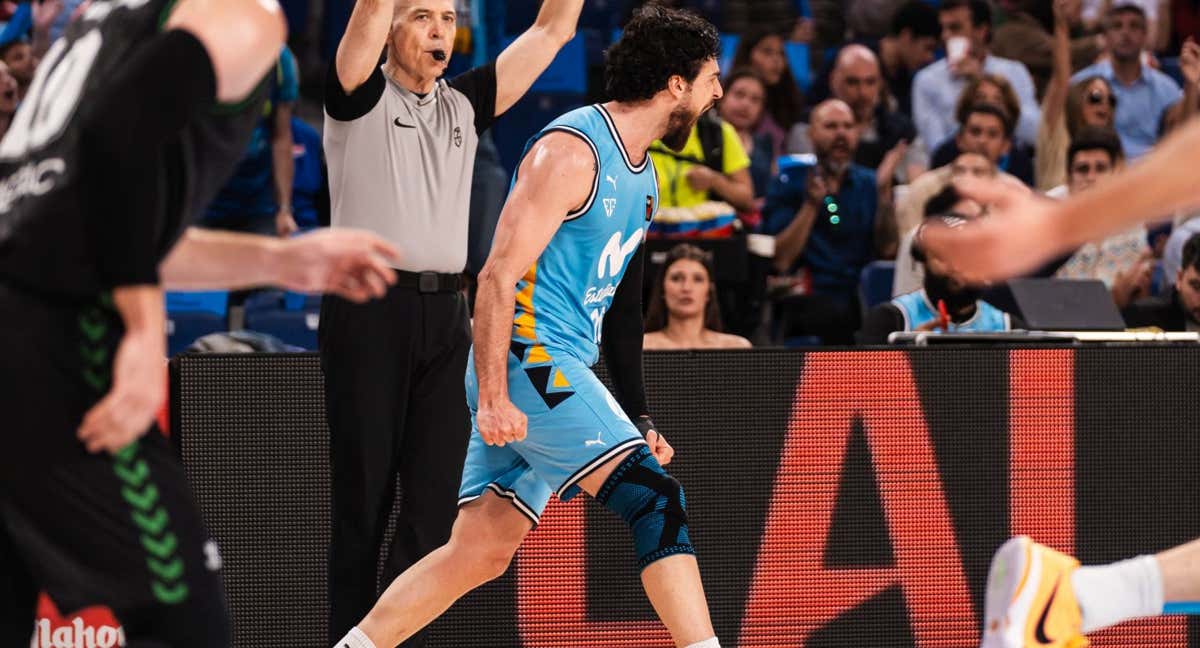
500;33;586;94
243;290;322;350
165;291;230;357
858;260;896;313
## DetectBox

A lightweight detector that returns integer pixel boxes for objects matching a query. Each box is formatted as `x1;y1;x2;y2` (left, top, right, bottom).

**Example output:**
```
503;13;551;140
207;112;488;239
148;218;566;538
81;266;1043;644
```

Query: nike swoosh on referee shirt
393;117;415;128
1034;575;1061;645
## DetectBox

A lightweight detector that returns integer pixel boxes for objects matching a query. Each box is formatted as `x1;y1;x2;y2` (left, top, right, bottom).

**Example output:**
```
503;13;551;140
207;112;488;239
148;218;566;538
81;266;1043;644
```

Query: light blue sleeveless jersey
511;104;659;366
892;290;1012;333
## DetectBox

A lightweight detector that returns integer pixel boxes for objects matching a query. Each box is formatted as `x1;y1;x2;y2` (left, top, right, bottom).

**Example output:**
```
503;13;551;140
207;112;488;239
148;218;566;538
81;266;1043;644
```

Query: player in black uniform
0;0;401;645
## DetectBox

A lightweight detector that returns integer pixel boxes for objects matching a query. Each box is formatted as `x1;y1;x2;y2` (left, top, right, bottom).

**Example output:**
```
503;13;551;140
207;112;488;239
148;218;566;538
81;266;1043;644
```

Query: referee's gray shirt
323;62;497;273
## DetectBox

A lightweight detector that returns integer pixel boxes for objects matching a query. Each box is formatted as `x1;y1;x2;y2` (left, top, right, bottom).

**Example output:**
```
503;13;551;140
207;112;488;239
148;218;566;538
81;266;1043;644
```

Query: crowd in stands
5;0;1200;352
630;0;1200;348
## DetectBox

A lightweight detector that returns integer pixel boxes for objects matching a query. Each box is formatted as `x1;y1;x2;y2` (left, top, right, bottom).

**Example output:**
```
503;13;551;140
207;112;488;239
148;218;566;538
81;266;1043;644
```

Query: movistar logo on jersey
597;228;642;279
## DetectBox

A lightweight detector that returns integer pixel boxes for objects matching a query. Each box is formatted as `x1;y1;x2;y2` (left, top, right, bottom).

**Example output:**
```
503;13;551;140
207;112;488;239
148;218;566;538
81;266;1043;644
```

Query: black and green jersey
0;0;264;299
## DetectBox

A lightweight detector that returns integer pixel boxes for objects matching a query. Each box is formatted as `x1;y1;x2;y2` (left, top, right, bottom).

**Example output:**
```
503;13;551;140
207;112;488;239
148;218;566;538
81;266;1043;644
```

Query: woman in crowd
732;28;806;156
718;67;776;199
1037;0;1117;191
644;244;752;350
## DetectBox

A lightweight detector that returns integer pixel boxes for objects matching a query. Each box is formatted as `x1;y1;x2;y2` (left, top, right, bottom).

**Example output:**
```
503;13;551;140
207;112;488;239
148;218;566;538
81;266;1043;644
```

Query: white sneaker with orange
981;536;1090;648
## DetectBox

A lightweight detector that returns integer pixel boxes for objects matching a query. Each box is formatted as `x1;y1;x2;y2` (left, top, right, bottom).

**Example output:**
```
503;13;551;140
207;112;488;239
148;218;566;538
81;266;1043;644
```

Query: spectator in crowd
893;154;1002;295
877;1;942;115
732;28;806;156
787;45;923;182
200;46;299;236
643;244;752;350
1164;215;1200;280
1123;232;1200;330
929;74;1035;184
0;38;34;100
718;67;776;199
992;0;1106;98
912;0;1041;154
289;115;329;231
0;61;16;141
1072;3;1198;159
763;99;898;345
1084;0;1170;52
807;1;940;117
896;104;1025;235
648;110;755;212
861;191;1018;344
1037;0;1119;190
1051;127;1154;308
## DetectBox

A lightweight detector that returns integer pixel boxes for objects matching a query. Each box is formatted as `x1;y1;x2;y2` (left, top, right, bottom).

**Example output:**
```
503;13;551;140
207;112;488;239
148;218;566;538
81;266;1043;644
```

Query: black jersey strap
82;29;216;287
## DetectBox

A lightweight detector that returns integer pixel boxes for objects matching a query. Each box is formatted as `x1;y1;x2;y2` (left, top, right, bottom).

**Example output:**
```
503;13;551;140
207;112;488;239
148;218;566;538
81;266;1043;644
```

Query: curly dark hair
604;5;720;103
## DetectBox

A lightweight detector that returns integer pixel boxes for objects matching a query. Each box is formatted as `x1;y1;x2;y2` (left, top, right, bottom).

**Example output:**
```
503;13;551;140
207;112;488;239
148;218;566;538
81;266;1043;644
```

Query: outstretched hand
272;228;401;302
919;177;1063;284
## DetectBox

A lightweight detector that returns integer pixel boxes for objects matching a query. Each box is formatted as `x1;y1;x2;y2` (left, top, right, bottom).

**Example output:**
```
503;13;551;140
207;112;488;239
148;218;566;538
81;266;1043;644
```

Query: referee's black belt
395;270;464;294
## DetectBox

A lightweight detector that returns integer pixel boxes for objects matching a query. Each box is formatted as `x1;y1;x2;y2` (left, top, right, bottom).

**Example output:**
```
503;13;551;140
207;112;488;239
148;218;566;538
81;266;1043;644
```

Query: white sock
1071;554;1164;633
333;626;377;648
684;638;721;648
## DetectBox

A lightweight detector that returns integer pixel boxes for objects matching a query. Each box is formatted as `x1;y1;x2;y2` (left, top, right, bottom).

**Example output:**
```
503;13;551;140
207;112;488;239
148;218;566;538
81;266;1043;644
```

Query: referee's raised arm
334;0;395;94
320;3;583;647
493;0;583;115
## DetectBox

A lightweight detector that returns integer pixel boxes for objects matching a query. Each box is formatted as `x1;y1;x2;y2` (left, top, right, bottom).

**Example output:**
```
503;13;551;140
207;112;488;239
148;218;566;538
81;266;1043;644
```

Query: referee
321;1;583;645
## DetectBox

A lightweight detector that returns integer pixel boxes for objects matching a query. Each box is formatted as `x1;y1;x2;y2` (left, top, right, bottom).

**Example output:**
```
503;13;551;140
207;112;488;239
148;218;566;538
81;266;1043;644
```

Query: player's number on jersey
590;306;606;344
0;30;102;158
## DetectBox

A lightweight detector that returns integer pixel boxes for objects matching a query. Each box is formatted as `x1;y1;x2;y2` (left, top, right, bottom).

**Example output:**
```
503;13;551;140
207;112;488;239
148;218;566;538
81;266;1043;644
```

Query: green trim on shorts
114;441;190;605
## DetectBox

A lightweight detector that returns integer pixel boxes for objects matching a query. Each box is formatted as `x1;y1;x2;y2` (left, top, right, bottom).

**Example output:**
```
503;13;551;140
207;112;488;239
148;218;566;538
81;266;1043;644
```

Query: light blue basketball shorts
458;343;646;525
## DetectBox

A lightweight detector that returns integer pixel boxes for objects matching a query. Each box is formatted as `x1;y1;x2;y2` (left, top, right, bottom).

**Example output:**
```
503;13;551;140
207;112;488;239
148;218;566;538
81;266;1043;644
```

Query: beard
661;102;702;152
923;270;981;316
815;136;853;171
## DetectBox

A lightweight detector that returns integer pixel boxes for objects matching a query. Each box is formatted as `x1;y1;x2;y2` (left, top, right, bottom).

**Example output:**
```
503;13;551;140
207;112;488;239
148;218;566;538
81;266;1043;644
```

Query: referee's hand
477;398;527;447
271;229;401;302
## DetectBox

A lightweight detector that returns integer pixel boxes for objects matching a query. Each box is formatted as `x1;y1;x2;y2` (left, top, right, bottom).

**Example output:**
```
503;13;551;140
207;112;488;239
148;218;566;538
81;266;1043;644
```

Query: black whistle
432;50;447;62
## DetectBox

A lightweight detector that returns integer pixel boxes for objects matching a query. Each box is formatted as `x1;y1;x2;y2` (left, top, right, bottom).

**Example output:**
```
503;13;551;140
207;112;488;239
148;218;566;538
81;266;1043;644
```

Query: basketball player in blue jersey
917;116;1200;645
331;7;725;648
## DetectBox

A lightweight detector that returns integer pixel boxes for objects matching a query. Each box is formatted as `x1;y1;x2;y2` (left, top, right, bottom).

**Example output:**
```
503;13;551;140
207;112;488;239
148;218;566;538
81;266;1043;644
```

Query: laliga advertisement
168;349;1200;647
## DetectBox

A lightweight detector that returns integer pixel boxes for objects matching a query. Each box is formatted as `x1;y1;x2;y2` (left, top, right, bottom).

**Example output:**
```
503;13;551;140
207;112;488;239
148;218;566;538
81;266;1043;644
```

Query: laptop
1006;278;1126;331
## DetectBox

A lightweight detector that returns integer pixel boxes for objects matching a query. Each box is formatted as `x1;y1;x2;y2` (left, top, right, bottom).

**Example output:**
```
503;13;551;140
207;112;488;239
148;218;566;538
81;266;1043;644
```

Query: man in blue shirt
200;45;300;235
1072;3;1197;160
763;99;898;344
912;0;1040;153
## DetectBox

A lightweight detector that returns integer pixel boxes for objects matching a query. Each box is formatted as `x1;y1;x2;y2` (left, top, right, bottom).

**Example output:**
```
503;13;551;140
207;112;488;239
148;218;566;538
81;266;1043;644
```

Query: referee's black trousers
319;281;471;646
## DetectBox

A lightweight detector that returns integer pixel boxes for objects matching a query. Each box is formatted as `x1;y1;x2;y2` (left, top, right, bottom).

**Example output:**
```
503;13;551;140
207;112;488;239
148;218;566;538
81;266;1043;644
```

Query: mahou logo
31;594;126;648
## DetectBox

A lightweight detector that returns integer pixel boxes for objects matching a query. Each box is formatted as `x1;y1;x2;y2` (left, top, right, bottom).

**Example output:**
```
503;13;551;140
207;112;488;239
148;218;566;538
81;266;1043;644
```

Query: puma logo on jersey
585;430;606;448
603;197;616;218
597;228;643;279
606;174;617;190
